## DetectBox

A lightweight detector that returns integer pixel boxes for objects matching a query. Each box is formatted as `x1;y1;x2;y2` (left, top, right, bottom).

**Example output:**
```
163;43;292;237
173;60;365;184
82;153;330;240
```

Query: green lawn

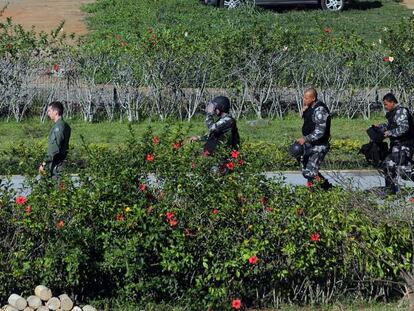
0;115;383;151
83;0;411;45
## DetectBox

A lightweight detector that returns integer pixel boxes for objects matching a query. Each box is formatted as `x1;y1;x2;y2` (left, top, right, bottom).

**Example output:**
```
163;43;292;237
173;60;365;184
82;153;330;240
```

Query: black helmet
289;141;304;160
212;96;230;113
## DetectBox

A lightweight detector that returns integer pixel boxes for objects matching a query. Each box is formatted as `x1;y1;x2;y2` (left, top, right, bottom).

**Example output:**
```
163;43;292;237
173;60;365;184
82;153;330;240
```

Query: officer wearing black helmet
376;93;414;194
191;96;240;154
295;88;333;189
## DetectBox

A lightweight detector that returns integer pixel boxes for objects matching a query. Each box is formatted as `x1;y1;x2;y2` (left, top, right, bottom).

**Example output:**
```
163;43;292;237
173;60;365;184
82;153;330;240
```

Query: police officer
39;101;71;179
296;88;333;189
191;96;240;155
377;93;414;194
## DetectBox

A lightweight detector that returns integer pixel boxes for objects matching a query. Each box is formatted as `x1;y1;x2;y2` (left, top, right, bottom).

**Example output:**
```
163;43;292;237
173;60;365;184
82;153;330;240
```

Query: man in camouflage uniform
377;93;414;194
191;96;240;155
296;88;333;189
39;101;71;180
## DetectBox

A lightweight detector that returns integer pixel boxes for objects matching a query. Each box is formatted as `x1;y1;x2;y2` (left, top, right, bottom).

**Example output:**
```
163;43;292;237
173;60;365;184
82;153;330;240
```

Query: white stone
26;296;42;309
7;295;27;311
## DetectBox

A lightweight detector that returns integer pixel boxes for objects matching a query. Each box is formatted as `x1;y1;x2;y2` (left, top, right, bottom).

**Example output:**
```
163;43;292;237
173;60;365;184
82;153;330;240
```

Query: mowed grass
0;115;383;151
84;0;411;45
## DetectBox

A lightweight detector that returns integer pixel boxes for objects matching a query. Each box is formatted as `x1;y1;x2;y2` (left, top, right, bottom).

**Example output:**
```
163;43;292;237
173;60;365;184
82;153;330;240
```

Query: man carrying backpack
377;93;414;194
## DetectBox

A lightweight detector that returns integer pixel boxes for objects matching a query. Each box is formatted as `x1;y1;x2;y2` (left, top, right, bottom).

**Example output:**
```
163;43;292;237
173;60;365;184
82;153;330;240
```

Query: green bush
0;125;409;310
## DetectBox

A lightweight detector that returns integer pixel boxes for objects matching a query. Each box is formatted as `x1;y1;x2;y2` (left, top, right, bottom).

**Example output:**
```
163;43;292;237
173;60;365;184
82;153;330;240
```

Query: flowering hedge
0;126;409;310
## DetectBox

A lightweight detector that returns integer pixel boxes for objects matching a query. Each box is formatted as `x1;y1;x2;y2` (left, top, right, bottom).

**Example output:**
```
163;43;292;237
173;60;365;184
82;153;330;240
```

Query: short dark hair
383;93;398;103
305;87;318;100
48;101;64;116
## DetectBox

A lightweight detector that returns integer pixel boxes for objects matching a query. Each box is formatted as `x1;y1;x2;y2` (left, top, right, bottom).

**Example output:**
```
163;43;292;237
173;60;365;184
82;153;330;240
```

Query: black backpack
359;141;388;167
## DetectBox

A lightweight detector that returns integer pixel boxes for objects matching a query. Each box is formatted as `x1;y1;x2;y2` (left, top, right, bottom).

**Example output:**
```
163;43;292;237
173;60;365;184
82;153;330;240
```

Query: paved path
6;170;414;196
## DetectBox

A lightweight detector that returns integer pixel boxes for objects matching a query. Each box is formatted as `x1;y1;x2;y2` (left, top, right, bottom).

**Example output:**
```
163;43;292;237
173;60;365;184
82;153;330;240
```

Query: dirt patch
0;0;94;35
403;0;414;9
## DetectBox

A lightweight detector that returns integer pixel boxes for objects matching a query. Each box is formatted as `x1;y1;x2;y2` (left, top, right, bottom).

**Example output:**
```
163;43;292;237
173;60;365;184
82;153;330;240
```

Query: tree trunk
409;290;414;311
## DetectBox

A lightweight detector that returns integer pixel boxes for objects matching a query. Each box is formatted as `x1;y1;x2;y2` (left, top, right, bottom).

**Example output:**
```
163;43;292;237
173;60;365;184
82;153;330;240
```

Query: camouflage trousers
380;144;413;189
301;143;330;181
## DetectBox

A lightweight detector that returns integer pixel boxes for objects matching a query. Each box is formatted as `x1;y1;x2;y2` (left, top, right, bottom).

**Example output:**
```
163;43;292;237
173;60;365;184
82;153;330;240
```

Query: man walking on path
377;93;414;194
39;101;71;179
296;88;333;190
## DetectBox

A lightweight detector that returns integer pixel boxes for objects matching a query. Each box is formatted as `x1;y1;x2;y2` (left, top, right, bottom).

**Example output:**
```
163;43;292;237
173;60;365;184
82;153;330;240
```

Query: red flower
307;181;314;188
53;64;60;71
383;56;394;62
311;232;321;242
25;205;32;213
410;197;414;203
191;162;197;169
212;208;219;215
56;220;65;228
153;136;160;144
266;207;273;212
249;255;259;265
147;206;154;214
166;212;175;220
238;159;244;166
226;162;235;170
231;150;240;159
116;213;125;221
16;196;27;205
146;153;154;162
139;183;148;192
232;299;242;310
261;196;269;206
203;150;210;157
169;219;178;227
324;27;332;34
59;182;65;190
173;141;183;150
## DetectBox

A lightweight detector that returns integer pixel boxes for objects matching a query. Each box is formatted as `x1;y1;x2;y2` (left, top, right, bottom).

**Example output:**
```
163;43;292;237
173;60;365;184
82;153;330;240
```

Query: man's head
383;93;398;112
303;88;318;108
47;101;64;122
211;96;230;116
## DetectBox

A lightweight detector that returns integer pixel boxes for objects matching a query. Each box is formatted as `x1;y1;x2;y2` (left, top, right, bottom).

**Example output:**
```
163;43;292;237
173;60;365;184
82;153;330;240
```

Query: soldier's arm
304;107;329;143
388;108;410;137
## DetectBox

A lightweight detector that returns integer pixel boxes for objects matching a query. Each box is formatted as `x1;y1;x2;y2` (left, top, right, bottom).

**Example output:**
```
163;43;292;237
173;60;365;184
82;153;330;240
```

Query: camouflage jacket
380;104;413;140
200;112;239;153
302;102;331;145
